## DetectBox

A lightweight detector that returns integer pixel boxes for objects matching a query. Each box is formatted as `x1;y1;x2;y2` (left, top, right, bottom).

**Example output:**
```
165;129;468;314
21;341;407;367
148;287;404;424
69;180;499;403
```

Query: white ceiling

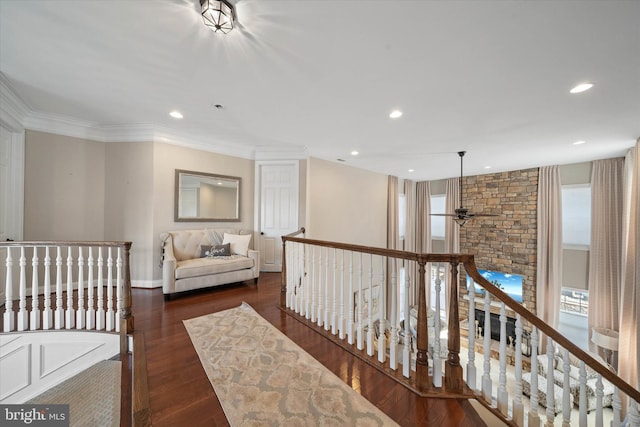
1;0;639;180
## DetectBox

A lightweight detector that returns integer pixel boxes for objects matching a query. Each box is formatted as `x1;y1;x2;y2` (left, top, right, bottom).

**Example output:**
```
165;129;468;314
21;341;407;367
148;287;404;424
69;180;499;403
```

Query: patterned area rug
184;302;398;426
27;360;121;427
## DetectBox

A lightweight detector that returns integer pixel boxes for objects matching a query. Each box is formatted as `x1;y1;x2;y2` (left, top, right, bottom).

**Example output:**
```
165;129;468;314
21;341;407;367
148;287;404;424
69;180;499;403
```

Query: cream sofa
161;229;259;300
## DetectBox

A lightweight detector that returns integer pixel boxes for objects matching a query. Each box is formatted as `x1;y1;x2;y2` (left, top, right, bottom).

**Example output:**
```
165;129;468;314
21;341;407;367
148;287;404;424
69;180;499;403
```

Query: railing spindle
3;247;15;332
347;250;354;345
86;247;95;330
331;248;337;334
96;247;105;330
497;302;508;415
65;247;75;329
115;247;122;333
357;252;364;351
17;246;27;331
338;249;345;339
482;288;492;402
467;278;477;390
43;246;52;330
76;247;85;329
402;260;411;378
30;246;40;330
366;254;374;357
324;247;330;331
377;256;386;363
433;263;442;387
55;246;63;329
106;247;114;331
389;258;398;370
562;348;571;427
513;313;524;426
529;327;540;427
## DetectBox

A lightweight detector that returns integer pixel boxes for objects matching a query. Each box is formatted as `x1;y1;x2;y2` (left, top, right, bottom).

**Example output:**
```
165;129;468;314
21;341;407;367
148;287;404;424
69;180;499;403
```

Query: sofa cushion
223;233;252;256
200;243;231;258
175;255;254;280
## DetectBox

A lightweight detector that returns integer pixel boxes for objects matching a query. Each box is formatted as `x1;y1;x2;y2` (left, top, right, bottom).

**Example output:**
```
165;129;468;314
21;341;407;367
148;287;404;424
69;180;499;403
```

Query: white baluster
65;247;75;329
286;243;292;309
304;245;313;319
86;247;95;330
106;247;115;331
317;247;323;327
347;251;354;345
96;247;105;330
467;279;477;390
528;328;540;427
366;254;374;357
481;289;492;403
42;246;52;329
497;302;508;416
76;247;85;329
338;249;345;339
433;263;443;388
545;337;555;426
513;314;524;426
331;248;337;334
595;374;604;427
54;246;64;329
3;247;15;332
356;252;364;351
579;361;587;427
561;348;571;427
30;246;41;330
115;247;122;333
17;246;27;331
402;261;411;378
377;258;386;363
611;387;621;427
324;247;330;331
310;246;315;322
629;401;640;426
389;259;398;369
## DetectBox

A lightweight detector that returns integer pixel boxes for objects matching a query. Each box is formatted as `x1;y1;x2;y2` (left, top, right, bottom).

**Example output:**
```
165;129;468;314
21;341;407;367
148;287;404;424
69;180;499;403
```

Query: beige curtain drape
619;140;639;415
536;165;563;352
588;158;624;361
404;180;417;306
388;176;399;250
416;181;432;308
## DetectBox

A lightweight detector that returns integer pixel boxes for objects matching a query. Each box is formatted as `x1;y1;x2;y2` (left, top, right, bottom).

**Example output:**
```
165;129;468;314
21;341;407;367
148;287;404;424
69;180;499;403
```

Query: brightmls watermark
0;405;69;426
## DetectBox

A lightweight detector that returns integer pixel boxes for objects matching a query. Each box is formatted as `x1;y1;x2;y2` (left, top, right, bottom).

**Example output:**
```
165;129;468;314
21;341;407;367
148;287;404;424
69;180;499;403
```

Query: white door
256;161;299;272
0;124;24;305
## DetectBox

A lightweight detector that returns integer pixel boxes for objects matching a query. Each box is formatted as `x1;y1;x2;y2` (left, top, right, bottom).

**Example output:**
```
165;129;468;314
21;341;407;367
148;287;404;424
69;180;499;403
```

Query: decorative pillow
222;233;252;256
200;243;231;258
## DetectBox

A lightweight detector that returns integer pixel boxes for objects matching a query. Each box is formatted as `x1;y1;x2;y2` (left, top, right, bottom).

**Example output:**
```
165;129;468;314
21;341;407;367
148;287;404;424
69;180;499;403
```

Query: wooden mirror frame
174;169;241;222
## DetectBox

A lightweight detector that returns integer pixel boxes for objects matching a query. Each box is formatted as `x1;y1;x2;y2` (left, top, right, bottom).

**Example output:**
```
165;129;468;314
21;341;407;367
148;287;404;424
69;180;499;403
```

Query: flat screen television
466;269;524;304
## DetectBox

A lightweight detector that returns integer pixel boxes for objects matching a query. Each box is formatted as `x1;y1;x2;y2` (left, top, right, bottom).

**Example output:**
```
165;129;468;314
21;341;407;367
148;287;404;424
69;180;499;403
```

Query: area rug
183;302;398;426
27;359;121;427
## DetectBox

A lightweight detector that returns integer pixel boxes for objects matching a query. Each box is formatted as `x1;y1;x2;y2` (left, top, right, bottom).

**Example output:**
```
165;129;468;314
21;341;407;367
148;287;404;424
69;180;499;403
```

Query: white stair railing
281;233;640;426
2;241;132;339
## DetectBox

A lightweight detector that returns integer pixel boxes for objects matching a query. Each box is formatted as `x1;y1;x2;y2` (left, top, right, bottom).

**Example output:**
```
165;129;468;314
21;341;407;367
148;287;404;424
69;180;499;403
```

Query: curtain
619;140;639;416
588;158;624;362
387;176;400;322
536;165;563;352
416;181;432;308
444;177;460;309
404;180;417;306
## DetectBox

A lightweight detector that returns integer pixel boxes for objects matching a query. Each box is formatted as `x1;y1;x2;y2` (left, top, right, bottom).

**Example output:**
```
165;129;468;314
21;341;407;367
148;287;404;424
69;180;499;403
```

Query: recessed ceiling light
573;140;586;145
408;169;415;173
169;110;183;119
351;150;359;156
389;110;403;119
484;166;492;169
570;82;594;94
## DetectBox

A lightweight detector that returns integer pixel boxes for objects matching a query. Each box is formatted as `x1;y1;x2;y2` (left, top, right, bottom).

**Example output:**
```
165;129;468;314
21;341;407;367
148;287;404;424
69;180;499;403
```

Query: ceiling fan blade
430;213;456;217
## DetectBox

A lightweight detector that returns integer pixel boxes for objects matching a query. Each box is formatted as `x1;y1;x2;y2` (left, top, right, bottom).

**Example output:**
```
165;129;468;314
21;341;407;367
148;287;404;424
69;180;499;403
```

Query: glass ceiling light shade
200;0;236;34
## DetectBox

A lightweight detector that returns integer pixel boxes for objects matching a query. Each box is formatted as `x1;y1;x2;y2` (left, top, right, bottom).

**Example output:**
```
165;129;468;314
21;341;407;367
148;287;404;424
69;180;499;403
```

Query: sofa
161;228;260;300
522;352;614;413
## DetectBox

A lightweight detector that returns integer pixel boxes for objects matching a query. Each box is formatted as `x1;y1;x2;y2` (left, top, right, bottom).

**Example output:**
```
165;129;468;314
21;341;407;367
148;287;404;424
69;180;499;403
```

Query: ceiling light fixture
408;169;415;173
389;110;403;119
573;140;586;145
200;0;236;34
570;82;594;94
351;150;359;156
169;110;183;119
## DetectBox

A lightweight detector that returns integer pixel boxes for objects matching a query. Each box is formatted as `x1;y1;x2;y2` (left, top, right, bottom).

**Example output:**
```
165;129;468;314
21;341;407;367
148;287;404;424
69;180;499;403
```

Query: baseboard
131;280;162;289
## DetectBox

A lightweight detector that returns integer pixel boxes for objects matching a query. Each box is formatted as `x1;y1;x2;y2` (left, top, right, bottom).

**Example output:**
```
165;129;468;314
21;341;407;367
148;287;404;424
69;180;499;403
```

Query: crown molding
0;73;29;131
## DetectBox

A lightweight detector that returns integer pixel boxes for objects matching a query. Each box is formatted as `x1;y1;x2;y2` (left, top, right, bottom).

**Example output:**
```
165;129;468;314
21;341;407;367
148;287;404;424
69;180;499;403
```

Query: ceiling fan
431;151;499;226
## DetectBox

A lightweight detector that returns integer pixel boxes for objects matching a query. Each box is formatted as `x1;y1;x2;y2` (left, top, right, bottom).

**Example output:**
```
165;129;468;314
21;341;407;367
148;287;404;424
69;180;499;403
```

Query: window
430;194;445;240
561;185;591;248
399;193;406;240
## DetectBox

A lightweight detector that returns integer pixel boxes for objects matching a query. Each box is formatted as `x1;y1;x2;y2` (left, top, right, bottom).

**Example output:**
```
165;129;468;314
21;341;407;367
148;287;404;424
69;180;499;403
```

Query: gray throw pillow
200;243;231;258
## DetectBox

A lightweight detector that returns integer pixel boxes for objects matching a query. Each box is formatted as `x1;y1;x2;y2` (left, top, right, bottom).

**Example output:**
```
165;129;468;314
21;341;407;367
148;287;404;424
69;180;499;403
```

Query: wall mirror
175;169;241;222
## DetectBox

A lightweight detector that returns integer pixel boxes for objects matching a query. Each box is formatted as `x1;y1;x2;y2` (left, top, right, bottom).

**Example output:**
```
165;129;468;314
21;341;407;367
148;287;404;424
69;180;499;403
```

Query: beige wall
152;142;255;281
24;131;105;240
305;157;387;247
104;141;155;283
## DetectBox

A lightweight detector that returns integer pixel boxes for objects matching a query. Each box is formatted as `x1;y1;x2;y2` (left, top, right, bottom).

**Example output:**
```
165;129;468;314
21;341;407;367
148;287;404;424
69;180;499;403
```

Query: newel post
280;237;287;308
415;257;430;392
120;242;134;355
445;259;463;392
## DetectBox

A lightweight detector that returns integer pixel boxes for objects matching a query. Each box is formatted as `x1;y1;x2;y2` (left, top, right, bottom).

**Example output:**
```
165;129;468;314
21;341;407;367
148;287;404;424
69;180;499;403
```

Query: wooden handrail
463;260;640;404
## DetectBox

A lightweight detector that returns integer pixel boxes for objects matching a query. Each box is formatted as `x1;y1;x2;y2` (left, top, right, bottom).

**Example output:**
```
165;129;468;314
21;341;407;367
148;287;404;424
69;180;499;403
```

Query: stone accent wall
459;168;539;321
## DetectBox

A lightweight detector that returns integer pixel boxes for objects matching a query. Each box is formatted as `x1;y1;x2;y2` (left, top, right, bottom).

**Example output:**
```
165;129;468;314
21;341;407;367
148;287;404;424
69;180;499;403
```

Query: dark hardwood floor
133;272;485;426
